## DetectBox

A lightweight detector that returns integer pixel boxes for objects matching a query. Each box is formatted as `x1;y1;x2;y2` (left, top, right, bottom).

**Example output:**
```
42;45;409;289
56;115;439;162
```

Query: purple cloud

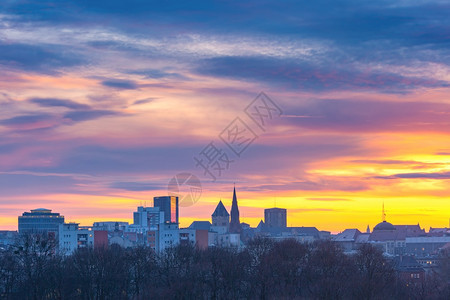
30;98;91;110
63;110;118;122
101;79;138;90
0;114;54;126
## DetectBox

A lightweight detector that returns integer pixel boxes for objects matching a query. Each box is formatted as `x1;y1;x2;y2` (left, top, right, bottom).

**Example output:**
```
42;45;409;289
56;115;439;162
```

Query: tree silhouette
1;235;449;299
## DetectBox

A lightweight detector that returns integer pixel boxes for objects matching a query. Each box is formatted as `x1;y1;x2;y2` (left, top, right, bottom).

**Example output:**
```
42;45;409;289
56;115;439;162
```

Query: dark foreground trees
1;239;449;299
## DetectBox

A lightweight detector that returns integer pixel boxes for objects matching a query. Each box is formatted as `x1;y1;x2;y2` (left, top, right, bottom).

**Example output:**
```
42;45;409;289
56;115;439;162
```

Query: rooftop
212;200;229;217
31;208;52;213
373;221;396;231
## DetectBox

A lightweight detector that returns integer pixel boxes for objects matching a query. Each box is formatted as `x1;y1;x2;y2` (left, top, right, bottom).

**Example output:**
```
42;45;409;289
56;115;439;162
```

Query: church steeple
230;185;241;233
212;200;230;229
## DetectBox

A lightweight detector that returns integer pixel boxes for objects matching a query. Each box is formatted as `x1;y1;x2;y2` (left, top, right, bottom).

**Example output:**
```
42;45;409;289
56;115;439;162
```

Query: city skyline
7;188;448;234
1;1;450;232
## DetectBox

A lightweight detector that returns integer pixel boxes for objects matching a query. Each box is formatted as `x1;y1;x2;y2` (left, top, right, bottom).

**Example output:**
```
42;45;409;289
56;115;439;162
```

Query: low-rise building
368;221;425;255
92;221;128;231
180;221;215;249
405;236;450;256
0;231;18;249
59;223;94;255
393;256;425;284
158;223;179;251
256;226;322;243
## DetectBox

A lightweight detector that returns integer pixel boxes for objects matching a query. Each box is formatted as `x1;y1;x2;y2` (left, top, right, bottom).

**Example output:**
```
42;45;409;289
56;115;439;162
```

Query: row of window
19;219;64;223
19;225;59;230
387;241;406;247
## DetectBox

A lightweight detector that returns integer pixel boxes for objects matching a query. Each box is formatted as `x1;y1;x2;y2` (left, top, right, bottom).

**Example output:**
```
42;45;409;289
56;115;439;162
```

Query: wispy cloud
110;181;163;191
379;171;450;180
0;42;84;74
30;98;91;110
196;56;449;92
101;79;139;90
63;110;118;122
133;98;156;105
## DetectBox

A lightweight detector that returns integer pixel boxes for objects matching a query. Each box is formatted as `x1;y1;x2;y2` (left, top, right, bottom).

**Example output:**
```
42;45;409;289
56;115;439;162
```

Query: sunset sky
1;1;450;233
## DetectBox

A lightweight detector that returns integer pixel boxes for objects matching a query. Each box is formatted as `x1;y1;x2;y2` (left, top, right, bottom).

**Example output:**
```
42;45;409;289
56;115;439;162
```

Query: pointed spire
230;185;241;233
382;201;386;222
366;224;370;233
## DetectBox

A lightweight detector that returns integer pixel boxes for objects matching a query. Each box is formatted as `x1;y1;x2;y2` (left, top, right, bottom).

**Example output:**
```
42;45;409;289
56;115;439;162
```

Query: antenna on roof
382;201;386;222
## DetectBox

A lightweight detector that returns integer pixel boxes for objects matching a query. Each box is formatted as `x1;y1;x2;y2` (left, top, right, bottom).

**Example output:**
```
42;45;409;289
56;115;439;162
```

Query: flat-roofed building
154;196;179;224
18;208;64;236
59;223;94;255
264;208;287;228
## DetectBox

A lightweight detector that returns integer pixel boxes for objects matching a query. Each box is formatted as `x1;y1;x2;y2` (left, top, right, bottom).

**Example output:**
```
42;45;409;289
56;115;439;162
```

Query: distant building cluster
1;187;449;280
333;217;450;282
1;187;328;254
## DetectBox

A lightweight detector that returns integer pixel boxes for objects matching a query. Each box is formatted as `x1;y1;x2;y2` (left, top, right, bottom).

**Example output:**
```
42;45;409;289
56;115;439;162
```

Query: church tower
229;186;241;233
211;200;230;230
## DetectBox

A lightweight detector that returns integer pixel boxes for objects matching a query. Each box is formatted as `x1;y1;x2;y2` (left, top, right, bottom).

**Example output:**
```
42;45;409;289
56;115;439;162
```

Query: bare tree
304;240;354;299
352;243;396;300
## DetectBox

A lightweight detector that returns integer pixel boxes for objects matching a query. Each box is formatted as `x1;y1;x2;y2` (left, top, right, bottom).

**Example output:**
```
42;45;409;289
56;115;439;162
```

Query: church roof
188;221;212;231
355;233;370;243
334;229;361;242
370;222;425;241
256;220;265;230
212;200;229;217
373;221;396;231
368;230;398;242
394;225;425;237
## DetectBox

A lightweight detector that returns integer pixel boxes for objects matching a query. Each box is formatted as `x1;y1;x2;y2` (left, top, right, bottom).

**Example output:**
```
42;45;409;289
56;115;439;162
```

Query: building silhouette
18;208;64;235
229;186;241;233
59;223;94;255
212;200;230;229
153;196;179;223
264;207;287;228
133;206;164;228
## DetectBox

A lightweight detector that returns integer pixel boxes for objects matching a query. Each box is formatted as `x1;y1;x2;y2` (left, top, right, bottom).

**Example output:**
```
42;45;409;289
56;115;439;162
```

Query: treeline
0;236;449;299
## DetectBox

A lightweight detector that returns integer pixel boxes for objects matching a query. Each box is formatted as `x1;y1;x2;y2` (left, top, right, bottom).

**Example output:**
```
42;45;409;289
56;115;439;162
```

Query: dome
373;221;395;231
